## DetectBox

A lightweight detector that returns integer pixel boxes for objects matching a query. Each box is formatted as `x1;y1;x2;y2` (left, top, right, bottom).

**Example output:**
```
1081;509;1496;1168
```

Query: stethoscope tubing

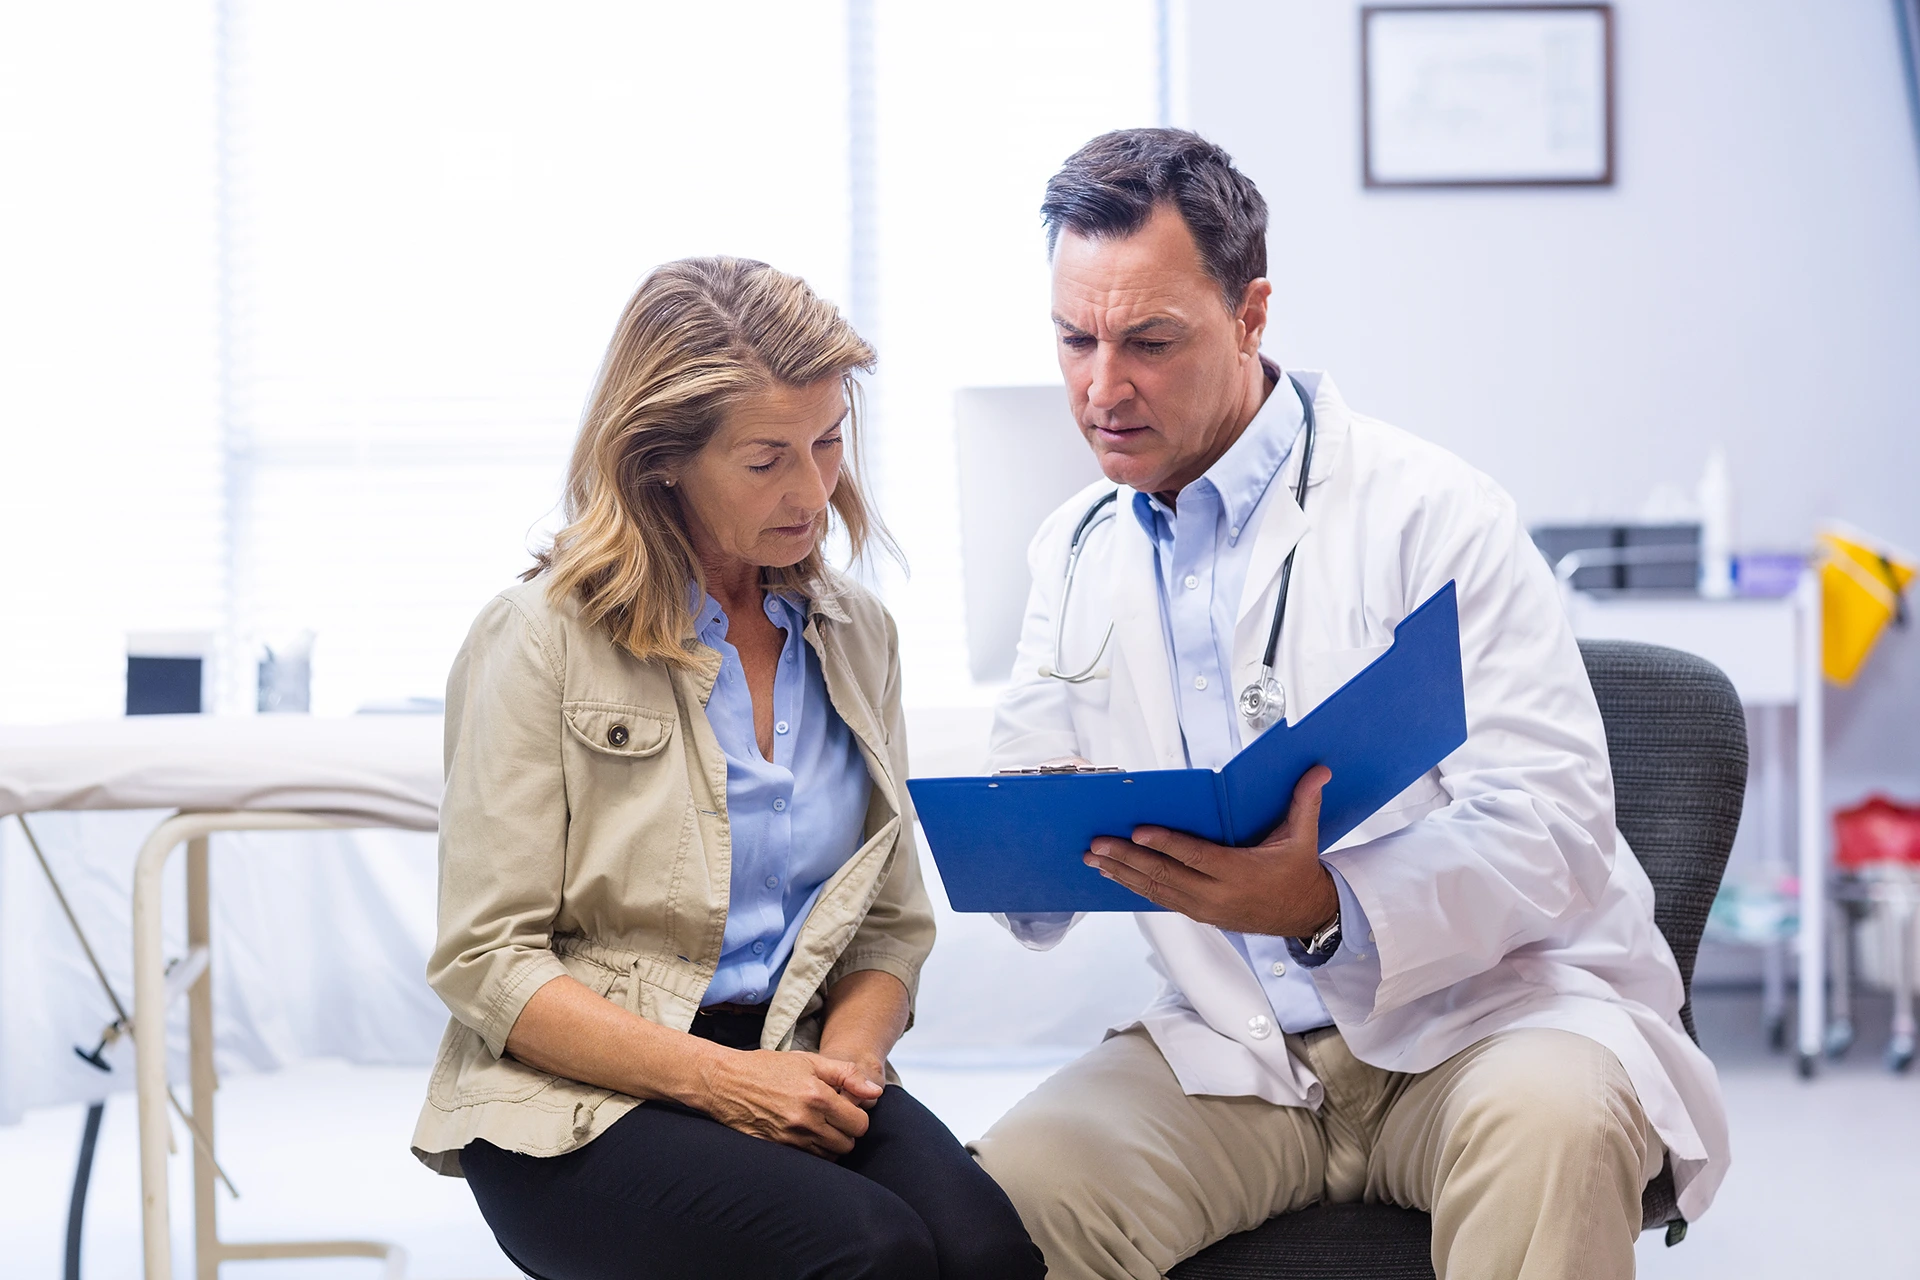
1046;374;1318;720
1257;375;1318;672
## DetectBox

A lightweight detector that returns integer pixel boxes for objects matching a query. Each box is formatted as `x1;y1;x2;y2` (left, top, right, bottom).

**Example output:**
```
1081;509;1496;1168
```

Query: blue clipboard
908;581;1468;912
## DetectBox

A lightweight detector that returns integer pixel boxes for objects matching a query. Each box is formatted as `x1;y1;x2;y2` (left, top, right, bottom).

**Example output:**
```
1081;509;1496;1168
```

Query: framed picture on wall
1362;4;1614;188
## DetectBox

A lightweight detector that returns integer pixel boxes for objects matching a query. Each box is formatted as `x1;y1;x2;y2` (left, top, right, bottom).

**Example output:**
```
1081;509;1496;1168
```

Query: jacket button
608;724;629;748
1247;1014;1274;1040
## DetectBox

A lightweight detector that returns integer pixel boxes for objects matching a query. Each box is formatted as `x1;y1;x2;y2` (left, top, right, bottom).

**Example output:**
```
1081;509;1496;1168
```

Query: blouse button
607;724;629;748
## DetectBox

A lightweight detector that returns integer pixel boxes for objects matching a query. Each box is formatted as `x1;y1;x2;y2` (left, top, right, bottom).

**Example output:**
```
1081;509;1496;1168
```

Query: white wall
0;3;223;721
1186;0;1920;807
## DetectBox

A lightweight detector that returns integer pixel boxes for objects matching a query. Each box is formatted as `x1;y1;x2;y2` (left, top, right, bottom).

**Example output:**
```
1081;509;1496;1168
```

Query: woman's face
674;376;848;573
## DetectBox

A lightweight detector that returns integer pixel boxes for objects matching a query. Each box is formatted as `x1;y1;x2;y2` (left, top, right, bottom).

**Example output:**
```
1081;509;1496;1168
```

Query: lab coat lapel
1231;374;1352;669
1108;504;1187;769
1234;482;1308;633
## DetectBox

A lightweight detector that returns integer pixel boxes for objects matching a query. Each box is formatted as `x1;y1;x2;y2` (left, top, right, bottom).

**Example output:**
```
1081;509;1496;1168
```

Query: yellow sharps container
1818;526;1916;684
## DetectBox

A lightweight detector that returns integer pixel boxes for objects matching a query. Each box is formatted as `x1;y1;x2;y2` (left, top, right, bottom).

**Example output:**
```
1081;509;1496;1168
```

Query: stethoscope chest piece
1238;667;1285;733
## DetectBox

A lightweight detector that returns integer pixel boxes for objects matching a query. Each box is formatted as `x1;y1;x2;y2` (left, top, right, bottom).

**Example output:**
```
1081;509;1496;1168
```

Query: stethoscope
1039;372;1318;735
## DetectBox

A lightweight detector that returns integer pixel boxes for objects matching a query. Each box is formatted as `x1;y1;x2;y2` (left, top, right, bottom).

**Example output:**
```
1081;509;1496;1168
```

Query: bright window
0;1;1160;720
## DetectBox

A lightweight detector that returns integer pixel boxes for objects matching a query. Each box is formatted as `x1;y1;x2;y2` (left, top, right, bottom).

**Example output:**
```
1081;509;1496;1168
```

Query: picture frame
1362;4;1615;189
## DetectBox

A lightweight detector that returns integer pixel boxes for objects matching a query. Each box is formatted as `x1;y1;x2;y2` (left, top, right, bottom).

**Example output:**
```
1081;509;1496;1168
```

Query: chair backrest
1578;639;1748;1042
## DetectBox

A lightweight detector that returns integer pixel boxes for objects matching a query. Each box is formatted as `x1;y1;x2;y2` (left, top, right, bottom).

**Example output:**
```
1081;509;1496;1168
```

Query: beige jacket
411;573;935;1176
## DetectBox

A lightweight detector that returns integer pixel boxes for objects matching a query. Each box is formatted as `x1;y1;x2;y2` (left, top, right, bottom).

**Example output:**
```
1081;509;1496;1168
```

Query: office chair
1169;640;1748;1279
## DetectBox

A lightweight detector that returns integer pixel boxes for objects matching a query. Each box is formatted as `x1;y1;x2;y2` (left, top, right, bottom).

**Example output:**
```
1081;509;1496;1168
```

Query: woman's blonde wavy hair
528;256;891;666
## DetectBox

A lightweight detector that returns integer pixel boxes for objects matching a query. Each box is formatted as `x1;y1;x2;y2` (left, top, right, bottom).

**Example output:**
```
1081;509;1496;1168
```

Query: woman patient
411;256;1043;1280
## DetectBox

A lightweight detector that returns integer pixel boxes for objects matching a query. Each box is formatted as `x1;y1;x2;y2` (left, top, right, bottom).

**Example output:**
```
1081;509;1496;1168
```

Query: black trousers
461;1008;1045;1280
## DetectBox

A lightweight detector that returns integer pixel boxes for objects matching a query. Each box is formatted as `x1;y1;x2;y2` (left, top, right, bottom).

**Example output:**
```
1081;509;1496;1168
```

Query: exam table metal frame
132;809;407;1280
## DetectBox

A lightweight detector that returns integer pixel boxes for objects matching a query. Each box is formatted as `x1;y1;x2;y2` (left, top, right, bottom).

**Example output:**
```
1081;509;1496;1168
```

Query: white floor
2;993;1915;1279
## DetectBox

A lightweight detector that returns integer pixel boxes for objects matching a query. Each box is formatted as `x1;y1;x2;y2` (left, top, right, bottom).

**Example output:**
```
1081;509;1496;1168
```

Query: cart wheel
1825;1019;1855;1059
1888;1039;1915;1074
1767;1016;1787;1052
1797;1052;1817;1080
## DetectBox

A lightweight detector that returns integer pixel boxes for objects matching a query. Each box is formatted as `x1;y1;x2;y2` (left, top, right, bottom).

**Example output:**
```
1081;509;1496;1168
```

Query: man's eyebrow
1050;314;1186;338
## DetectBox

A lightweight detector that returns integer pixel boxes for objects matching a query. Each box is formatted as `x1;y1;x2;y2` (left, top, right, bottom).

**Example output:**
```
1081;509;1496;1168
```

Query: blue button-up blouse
695;590;872;1007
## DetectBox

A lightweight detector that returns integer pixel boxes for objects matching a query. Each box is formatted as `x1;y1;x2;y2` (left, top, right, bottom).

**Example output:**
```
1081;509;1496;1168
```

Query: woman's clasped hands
695;1048;885;1158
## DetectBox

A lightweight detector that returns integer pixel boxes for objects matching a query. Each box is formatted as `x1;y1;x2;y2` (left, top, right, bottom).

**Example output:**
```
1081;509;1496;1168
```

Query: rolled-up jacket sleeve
825;610;936;1009
427;594;571;1058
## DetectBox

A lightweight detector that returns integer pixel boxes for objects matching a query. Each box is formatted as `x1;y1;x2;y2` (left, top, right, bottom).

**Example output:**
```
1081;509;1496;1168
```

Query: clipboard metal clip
994;763;1124;776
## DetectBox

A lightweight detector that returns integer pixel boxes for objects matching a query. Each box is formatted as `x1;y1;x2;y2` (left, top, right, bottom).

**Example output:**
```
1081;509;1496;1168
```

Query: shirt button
775;720;790;735
1247;1014;1274;1040
765;875;780;889
607;724;629;748
1230;525;1241;539
1270;961;1287;977
1184;574;1199;590
1193;675;1208;691
772;798;787;812
751;940;766;955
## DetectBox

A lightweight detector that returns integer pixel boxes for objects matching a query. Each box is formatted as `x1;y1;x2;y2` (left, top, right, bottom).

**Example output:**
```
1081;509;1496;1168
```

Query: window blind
215;0;853;712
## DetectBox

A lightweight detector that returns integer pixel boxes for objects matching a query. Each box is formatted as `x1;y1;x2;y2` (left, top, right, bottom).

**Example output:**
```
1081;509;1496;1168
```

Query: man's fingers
1087;837;1208;897
1087;847;1202;914
1280;765;1332;844
1129;825;1221;873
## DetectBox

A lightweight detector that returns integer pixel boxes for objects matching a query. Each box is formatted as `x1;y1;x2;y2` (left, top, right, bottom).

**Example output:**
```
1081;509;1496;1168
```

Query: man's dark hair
1041;128;1268;310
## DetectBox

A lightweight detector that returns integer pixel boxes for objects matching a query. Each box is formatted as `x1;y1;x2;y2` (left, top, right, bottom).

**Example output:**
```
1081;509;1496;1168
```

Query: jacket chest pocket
559;699;702;939
564;701;675;758
559;700;682;813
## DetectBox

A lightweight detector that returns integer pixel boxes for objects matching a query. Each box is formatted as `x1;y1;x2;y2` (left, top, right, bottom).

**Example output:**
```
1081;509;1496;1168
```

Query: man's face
1051;204;1269;495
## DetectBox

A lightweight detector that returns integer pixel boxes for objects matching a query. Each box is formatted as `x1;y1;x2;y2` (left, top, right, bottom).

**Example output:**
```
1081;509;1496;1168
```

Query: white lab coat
987;372;1729;1221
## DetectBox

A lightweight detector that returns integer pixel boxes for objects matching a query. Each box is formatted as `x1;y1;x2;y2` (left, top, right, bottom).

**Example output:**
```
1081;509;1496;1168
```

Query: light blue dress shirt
1132;368;1372;1034
696;590;871;1008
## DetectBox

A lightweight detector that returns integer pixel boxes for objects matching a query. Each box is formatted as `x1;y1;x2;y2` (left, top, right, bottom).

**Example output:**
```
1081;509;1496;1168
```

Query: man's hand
1084;765;1338;937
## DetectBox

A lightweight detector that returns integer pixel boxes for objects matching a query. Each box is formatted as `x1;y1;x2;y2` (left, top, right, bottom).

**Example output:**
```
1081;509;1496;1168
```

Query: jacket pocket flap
564;701;675;758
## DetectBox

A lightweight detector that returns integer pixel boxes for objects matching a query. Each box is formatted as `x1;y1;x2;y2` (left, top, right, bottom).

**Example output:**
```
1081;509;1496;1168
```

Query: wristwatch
1301;910;1343;957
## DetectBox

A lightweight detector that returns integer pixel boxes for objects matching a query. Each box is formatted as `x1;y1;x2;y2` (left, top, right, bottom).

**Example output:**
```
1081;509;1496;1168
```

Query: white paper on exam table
0;714;443;827
0;715;446;1122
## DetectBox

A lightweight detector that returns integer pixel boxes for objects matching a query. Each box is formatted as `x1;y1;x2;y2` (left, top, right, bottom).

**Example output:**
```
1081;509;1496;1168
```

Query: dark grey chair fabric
1167;640;1746;1280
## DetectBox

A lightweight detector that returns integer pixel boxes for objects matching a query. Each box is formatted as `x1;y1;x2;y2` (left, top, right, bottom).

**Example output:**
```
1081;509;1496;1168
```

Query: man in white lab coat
968;129;1728;1280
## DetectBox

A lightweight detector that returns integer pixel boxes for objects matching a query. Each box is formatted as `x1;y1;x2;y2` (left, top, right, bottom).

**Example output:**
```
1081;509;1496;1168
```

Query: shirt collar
694;592;729;647
694;587;810;647
1131;359;1307;538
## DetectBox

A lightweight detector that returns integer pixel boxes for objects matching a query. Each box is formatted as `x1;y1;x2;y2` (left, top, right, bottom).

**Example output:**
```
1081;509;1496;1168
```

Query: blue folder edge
908;580;1467;913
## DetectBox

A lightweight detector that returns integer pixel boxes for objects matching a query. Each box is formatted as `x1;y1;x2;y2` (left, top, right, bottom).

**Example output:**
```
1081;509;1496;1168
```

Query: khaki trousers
969;1026;1660;1280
